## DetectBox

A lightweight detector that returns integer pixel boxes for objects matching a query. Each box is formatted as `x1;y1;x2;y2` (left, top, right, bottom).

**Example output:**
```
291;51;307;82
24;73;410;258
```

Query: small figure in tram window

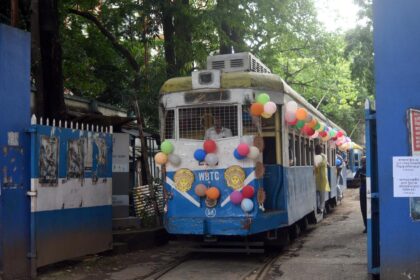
314;144;330;215
355;156;367;233
205;116;232;140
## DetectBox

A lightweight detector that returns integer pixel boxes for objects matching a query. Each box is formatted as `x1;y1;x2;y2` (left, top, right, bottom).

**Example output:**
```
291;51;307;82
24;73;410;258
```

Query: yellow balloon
261;112;273;119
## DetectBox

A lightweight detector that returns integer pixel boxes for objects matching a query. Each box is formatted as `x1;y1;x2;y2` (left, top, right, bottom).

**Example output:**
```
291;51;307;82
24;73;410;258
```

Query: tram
157;53;347;242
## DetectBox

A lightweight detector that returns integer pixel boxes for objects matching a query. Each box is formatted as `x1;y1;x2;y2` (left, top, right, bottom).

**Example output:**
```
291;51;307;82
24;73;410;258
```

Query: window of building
294;134;301;166
289;133;295;166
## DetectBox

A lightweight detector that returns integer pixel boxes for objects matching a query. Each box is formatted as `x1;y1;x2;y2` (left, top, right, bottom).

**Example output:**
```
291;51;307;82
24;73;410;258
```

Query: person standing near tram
314;144;330;214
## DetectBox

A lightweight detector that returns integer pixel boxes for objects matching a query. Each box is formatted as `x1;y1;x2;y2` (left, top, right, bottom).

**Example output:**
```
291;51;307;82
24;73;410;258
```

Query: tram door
365;99;380;275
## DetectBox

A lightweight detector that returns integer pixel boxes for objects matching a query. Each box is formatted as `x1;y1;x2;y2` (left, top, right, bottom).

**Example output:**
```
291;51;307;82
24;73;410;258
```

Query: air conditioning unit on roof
206;52;271;74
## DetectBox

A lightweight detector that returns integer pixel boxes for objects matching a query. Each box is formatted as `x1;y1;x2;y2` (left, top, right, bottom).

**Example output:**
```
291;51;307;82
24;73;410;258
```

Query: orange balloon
206;187;220;200
307;119;317;128
250;103;264;116
154;152;168;165
295;108;308;120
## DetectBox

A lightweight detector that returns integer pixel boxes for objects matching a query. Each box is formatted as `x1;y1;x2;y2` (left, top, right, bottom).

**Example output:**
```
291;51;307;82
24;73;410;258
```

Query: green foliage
60;0;373;142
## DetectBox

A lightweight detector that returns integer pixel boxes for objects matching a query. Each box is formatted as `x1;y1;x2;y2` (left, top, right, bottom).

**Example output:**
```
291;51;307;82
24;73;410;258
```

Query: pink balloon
237;143;250;156
310;131;319;139
264;102;277;115
230;191;243;205
285;111;296;122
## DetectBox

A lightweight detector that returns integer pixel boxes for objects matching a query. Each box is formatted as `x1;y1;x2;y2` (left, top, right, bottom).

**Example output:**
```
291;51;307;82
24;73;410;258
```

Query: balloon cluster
230;185;255;213
194;184;220;202
284;101;356;150
155;140;181;166
250;93;277;119
233;136;260;160
194;139;219;166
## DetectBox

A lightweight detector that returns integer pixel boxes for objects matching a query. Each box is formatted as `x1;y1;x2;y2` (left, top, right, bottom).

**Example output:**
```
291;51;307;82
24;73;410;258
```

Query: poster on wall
39;136;59;185
95;137;107;178
408;108;420;220
67;139;84;179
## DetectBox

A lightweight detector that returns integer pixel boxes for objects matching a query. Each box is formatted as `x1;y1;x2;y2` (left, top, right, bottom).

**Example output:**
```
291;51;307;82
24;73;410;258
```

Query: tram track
140;252;195;280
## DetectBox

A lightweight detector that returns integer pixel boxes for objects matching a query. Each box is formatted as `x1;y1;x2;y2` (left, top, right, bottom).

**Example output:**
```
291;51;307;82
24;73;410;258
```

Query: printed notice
393;156;420;197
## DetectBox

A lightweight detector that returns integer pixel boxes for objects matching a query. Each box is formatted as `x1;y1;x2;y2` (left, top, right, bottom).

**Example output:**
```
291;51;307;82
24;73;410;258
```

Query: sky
315;0;361;32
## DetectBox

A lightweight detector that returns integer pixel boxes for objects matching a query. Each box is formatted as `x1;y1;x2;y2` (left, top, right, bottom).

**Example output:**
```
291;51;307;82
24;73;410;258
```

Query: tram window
309;140;314;166
263;137;276;164
300;136;305;166
178;106;238;139
294;135;301;166
242;106;259;135
164;110;175;139
289;133;295;166
305;138;310;166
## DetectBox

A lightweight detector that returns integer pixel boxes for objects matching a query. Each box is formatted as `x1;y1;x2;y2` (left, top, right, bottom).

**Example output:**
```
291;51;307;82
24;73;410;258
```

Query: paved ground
37;188;368;280
264;188;368;280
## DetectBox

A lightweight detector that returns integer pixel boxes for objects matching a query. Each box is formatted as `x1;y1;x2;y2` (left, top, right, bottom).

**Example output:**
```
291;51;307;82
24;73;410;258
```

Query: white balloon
247;146;260;160
285;101;298;114
240;135;254;146
168;154;181;166
205;153;219;167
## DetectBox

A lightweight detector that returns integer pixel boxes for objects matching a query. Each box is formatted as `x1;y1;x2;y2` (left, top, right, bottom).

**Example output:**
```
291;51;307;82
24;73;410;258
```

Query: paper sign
393;156;420;197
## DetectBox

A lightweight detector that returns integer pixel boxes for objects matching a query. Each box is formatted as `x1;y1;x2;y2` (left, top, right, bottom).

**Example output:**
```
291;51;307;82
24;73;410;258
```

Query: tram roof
160;72;344;131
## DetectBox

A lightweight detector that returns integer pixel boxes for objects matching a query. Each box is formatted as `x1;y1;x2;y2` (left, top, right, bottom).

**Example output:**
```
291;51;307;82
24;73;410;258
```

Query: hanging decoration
249;93;277;118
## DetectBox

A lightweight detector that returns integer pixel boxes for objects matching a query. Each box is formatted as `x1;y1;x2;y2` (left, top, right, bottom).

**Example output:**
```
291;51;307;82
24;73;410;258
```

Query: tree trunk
37;0;66;119
161;0;176;78
174;0;192;75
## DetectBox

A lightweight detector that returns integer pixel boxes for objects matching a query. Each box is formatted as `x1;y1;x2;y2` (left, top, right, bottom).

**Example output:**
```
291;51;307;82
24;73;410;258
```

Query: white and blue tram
159;53;345;239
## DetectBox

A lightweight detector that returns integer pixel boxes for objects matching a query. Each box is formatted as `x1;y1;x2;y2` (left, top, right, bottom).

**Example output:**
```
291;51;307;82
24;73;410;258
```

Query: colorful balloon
285;101;298;113
168;154;181;166
206;187;220;200
310;131;319;139
237;143;250;157
256;93;270;104
194;149;206;162
295;108;308;120
285;111;297;122
247;146;260;160
287;119;298;126
305;114;313;123
314;122;321;131
194;184;207;197
296;120;305;129
250;103;264;116
203;139;217;153
234;149;246;160
307;119;317;128
261;112;272;119
242;185;255;199
337;131;344;138
230;191;243;205
264;101;277;115
160;140;174;154
205;153;219;166
241;198;254;213
154;152;168;165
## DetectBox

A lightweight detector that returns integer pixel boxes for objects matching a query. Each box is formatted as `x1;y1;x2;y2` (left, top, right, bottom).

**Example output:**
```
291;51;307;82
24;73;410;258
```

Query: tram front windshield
178;106;238;140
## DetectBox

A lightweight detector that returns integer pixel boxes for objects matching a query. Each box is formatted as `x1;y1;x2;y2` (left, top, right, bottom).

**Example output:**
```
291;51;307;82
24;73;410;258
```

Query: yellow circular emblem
174;168;194;192
224;165;246;190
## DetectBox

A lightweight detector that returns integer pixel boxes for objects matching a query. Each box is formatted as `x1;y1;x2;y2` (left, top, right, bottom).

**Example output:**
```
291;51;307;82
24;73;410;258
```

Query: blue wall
373;1;420;278
0;24;31;279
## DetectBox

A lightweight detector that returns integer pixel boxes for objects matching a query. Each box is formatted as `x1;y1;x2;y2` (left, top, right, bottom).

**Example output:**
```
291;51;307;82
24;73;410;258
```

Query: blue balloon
336;158;342;166
233;149;246;160
241;198;254;213
194;149;206;161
